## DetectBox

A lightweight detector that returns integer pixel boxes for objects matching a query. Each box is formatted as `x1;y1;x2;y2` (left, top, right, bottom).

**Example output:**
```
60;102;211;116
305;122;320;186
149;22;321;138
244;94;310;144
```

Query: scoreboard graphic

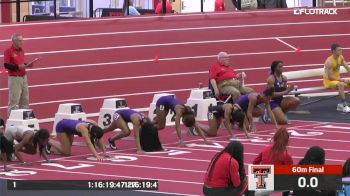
248;165;342;191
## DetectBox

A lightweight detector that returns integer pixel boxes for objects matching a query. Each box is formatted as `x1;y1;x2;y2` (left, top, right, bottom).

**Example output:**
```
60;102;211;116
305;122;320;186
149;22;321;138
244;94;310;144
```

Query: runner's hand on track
137;150;145;154
95;156;104;161
22;162;32;166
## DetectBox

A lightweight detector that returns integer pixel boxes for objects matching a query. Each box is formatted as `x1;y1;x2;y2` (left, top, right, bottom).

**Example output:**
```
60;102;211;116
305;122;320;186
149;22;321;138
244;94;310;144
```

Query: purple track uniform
114;109;144;123
270;75;287;110
156;96;183;111
235;93;263;112
56;119;93;136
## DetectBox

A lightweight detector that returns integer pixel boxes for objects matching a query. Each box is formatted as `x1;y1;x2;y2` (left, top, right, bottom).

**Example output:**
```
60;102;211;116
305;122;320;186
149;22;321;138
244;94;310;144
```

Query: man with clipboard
3;33;40;117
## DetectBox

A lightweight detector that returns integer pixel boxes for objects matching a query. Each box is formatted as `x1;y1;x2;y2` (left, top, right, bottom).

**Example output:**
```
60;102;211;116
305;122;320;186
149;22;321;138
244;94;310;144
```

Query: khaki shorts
218;78;253;95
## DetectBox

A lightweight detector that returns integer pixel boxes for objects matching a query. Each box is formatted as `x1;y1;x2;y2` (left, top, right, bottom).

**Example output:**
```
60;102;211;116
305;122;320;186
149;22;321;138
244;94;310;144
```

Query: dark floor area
287;95;350;123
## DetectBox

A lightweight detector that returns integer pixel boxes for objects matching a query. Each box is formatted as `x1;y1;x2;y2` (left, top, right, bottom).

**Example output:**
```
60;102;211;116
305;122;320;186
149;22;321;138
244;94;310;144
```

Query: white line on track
0;71;206;91
0;75;326;109
275;37;297;50
0;28;349;43
0;71;322;91
167;146;346;163
8;166;203;185
6;135;213;167
1;34;349;58
62;159;205;173
0;88;194;109
256;133;350;143
106;152;210;162
294;128;350;134
0;60;324;74
0;74;323;95
210;139;350;153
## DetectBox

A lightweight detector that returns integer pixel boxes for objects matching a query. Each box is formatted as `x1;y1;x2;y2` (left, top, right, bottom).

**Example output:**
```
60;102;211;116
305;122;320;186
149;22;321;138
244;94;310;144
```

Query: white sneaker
10;153;18;162
337;103;344;111
343;106;350;113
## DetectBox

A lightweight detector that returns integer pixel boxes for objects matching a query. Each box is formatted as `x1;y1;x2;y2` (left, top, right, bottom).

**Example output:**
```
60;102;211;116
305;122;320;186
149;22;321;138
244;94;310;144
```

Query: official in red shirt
209;52;253;102
3;33;38;116
155;0;172;14
204;141;247;195
253;127;293;165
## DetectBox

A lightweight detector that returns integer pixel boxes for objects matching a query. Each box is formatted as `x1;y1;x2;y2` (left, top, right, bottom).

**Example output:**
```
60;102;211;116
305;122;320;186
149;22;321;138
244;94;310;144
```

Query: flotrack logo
294;8;338;15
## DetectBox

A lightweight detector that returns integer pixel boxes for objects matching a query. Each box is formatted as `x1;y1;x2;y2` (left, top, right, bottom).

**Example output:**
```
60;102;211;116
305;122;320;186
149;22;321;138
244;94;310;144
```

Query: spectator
203;140;247;195
210;52;253;102
215;0;225;11
294;146;335;196
253;127;292;165
298;146;325;165
155;0;173;14
253;127;292;196
3;33;38;117
258;0;287;8
323;44;350;113
122;0;140;16
343;158;350;177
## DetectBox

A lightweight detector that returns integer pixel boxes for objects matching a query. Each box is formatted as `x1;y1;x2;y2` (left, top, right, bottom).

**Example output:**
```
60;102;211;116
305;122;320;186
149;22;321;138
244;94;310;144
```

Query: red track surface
1;8;350;195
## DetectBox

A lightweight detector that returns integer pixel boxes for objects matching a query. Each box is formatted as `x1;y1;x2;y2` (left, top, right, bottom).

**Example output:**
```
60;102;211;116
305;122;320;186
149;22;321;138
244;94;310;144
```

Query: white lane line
275;37;298;50
62;159;205;173
0;88;194;109
0;27;349;43
0;71;206;91
210;139;350;152
8;166;203;185
1;34;350;58
166;146;346;162
0;76;325;109
0;73;324;91
106;152;210;162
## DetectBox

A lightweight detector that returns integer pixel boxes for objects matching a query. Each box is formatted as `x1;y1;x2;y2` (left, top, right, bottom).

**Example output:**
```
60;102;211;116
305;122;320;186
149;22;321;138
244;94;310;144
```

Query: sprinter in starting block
199;102;249;139
0;118;14;171
104;108;162;154
235;87;278;132
3;123;51;165
153;95;209;147
49;119;107;161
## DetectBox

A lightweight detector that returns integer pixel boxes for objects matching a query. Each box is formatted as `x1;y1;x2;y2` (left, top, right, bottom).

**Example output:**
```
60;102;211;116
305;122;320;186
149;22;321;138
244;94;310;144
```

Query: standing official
3;33;38;116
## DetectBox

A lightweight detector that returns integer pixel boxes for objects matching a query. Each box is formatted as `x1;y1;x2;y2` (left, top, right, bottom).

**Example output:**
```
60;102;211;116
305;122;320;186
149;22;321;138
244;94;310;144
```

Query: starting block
98;98;129;128
52;103;87;135
186;89;217;121
148;93;176;125
6;109;39;129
